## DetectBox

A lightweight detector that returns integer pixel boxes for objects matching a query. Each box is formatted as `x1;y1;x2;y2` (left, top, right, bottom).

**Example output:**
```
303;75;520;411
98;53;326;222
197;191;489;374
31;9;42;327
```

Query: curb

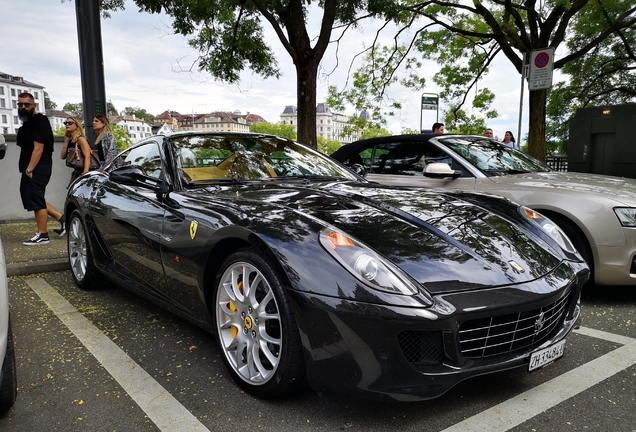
7;258;70;277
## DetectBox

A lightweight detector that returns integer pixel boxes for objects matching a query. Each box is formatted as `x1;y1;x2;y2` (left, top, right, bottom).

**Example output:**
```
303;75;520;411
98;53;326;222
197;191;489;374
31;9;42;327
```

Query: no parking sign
527;47;555;91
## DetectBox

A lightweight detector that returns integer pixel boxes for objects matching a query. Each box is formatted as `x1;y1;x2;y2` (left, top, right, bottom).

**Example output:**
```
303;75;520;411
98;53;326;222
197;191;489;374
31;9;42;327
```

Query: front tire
544;212;594;283
68;209;98;289
213;247;305;398
0;320;17;414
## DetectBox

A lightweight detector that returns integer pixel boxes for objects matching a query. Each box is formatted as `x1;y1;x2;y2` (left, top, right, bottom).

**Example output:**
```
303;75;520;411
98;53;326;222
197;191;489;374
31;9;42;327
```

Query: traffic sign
528;47;555;91
421;95;439;110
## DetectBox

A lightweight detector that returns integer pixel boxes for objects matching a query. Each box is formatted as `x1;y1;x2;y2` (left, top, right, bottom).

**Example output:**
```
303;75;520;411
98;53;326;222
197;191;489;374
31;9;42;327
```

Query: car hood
215;181;564;294
489;171;636;205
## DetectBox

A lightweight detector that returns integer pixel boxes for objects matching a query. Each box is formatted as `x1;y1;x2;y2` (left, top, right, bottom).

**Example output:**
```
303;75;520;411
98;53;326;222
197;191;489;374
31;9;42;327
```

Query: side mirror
424;162;462;179
109;164;162;191
350;163;367;178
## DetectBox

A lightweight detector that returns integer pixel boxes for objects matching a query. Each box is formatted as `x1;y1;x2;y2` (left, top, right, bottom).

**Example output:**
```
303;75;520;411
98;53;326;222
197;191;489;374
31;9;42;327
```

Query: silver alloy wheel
216;261;282;386
68;216;88;281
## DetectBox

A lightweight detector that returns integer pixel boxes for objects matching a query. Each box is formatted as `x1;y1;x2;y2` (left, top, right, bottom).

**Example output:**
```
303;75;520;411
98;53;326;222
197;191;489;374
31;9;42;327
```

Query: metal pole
75;0;107;144
517;53;526;151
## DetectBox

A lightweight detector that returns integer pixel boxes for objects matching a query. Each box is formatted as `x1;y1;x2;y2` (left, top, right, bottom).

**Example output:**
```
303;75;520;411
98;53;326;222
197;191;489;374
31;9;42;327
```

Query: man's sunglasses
17;103;32;108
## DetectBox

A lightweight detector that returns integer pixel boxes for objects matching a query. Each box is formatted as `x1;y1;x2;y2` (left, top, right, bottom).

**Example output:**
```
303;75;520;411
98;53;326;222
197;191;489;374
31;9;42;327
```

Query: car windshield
440;137;551;176
169;134;359;184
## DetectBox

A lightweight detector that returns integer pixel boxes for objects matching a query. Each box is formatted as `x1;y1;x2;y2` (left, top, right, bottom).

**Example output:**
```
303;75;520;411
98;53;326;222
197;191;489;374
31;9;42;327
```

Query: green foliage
107;101;118;116
401;127;420;135
122;106;155;124
317;136;343;155
63;102;83;115
44;92;57;110
360;125;391;140
112;125;133;151
130;0;396;147
249;122;297;140
332;0;635;160
545;0;636;151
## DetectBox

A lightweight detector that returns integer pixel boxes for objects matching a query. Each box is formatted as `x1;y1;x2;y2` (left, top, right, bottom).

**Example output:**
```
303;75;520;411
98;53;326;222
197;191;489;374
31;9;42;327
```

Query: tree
546;5;636;152
44;92;57;110
122;106;155;123
250;121;297;140
107;101;118;116
112;125;133;151
131;0;393;148
63;102;83;115
339;0;635;161
316;136;342;155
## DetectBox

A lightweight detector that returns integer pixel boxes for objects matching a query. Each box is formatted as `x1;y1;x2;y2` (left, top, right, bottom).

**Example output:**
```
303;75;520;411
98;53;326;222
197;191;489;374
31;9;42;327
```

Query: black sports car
64;132;588;401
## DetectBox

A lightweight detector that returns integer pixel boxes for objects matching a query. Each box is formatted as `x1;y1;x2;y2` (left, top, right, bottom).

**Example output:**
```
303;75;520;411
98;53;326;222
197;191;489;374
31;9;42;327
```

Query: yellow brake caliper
229;279;243;339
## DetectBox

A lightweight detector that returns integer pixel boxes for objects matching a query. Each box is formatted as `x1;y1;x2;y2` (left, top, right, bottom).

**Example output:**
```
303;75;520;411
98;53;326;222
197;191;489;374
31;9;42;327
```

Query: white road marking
26;277;210;432
441;327;636;432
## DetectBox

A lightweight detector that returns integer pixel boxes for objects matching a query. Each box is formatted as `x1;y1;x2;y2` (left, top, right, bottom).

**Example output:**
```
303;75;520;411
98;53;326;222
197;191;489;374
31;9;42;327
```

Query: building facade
0;72;46;135
193;111;250;133
280;103;360;144
46;109;73;133
110;115;153;143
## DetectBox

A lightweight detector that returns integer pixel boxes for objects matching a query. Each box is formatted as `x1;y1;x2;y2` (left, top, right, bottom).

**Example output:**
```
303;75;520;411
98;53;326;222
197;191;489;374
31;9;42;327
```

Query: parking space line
440;327;636;432
26;277;211;432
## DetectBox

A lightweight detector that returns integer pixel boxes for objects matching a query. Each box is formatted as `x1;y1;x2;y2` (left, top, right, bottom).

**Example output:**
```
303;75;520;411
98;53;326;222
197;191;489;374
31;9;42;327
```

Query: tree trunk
527;89;547;162
295;63;318;148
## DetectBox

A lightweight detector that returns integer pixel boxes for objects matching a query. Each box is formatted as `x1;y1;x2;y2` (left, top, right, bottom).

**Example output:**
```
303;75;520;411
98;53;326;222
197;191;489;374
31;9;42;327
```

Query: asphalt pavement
0;221;69;277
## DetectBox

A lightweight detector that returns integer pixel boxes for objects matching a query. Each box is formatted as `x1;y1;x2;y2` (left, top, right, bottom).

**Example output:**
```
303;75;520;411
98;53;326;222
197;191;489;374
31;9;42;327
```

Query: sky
1;0;554;142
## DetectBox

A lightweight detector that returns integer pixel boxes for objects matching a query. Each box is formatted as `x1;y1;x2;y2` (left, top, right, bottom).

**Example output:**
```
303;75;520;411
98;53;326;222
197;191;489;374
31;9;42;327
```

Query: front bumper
593;228;636;285
291;262;587;401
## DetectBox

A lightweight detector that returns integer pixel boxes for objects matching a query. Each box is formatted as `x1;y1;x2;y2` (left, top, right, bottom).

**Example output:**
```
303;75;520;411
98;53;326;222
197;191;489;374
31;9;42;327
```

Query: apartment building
280;103;361;144
110;115;153;143
0;72;46;135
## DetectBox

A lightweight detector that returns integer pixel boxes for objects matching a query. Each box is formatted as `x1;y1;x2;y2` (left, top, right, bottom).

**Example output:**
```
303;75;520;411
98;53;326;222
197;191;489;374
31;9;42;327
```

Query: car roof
332;133;437;159
331;134;495;160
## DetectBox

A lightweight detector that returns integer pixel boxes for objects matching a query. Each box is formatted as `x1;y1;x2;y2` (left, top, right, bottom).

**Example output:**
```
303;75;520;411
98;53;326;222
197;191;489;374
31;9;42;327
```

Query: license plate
528;339;565;372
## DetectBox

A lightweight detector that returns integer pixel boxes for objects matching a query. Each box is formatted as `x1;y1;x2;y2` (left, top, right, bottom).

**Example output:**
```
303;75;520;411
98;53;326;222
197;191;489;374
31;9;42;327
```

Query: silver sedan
332;134;636;287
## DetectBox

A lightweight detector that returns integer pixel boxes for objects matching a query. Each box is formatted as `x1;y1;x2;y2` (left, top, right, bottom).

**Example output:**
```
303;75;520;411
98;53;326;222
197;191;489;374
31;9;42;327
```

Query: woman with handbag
61;117;95;186
92;115;119;169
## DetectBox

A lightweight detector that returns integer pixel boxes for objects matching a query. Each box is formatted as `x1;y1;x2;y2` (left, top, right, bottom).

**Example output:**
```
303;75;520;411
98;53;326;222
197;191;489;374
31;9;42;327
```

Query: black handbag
65;145;100;171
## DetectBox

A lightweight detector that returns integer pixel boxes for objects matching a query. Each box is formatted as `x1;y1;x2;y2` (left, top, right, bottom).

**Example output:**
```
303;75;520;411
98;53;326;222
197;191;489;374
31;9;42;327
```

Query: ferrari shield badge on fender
190;220;199;240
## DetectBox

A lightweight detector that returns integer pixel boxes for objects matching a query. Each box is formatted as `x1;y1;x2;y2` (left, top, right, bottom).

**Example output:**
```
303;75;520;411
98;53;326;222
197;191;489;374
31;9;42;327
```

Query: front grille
398;330;444;365
459;291;571;359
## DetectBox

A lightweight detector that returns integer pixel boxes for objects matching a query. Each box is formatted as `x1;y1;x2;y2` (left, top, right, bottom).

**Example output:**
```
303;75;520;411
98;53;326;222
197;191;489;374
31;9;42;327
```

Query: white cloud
1;0;535;142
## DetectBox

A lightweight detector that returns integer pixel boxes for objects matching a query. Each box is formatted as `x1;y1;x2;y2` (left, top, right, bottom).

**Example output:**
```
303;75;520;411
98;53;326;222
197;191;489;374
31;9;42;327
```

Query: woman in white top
501;131;516;149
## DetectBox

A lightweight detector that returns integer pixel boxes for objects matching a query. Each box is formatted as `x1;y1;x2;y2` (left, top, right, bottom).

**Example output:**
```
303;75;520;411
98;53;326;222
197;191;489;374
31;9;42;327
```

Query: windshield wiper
277;174;347;181
185;178;250;187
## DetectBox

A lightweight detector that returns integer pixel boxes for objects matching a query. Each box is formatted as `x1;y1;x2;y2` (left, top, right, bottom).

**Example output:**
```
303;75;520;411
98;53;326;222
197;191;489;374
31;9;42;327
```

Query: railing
545;156;568;172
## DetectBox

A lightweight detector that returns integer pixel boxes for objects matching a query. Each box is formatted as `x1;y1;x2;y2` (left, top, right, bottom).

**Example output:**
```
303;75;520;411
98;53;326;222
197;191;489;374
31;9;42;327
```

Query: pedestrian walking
16;92;65;245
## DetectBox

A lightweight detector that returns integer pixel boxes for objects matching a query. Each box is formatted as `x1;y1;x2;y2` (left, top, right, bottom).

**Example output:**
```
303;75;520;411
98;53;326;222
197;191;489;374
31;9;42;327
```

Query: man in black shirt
16;92;65;246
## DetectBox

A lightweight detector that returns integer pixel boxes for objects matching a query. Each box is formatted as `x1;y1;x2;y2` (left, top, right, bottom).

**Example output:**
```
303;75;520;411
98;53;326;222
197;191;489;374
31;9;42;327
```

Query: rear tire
0;320;17;414
212;247;305;398
68;209;99;289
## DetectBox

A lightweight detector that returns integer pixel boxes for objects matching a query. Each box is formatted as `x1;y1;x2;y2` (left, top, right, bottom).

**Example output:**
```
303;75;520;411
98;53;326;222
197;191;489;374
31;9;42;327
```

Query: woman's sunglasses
64;121;75;126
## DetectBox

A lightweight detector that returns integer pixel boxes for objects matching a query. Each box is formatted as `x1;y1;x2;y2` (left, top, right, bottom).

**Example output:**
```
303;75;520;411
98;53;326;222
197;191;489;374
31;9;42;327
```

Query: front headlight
319;229;420;296
614;208;636;227
519;207;577;254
